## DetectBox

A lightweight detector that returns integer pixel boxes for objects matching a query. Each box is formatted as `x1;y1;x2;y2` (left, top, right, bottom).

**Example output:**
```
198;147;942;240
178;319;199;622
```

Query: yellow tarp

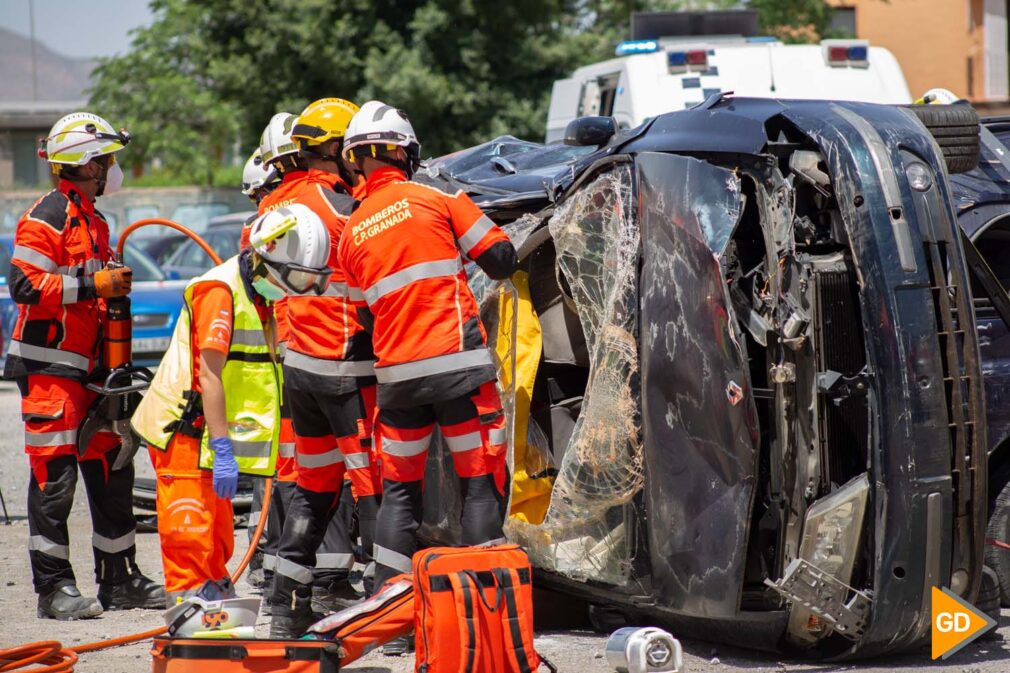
497;271;555;525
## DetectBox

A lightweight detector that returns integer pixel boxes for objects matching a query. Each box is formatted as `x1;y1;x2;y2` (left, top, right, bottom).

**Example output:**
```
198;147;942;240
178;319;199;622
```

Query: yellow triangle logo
931;585;996;659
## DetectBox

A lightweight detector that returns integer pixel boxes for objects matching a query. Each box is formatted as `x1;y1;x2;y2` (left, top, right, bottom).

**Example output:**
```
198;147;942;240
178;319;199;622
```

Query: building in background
0;26;93;189
829;0;1010;112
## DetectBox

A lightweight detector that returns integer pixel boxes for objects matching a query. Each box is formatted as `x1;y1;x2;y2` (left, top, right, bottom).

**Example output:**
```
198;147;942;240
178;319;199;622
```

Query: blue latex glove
211;436;239;500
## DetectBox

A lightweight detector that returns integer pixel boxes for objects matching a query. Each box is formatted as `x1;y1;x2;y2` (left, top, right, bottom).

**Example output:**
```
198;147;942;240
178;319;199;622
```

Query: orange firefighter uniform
4;179;145;596
337;166;518;587
147;259;273;595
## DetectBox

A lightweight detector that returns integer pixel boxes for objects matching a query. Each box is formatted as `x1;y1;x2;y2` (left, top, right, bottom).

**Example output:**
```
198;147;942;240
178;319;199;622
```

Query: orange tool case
151;638;341;673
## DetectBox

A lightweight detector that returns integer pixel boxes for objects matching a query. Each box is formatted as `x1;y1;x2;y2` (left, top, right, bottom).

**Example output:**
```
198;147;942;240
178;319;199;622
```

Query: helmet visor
265;260;332;295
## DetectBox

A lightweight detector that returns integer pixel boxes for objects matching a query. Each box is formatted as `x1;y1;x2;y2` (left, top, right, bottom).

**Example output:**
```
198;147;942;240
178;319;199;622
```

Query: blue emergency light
615;40;660;56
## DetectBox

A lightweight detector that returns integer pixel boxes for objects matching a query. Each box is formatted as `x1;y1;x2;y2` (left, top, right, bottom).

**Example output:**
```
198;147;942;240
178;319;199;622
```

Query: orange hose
1;220;269;671
115;218;223;265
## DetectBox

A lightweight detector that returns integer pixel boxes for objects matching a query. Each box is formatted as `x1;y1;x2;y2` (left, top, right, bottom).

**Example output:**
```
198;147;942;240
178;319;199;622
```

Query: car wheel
903;104;980;174
977;566;1002;637
986;475;1010;607
587;603;628;634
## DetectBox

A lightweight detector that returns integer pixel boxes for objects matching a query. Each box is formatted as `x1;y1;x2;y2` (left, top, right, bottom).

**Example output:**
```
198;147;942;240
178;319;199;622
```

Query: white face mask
102;162;124;196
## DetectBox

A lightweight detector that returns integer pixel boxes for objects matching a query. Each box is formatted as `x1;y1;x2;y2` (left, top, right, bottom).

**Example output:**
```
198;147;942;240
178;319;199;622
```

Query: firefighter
241;148;281;206
338;101;518;591
131;204;332;603
238;147;281;589
267;98;385;638
5;112;164;619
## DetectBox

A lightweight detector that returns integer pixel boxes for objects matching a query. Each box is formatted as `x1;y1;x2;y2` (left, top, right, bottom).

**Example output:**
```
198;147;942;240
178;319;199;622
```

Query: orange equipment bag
413;544;556;673
304;574;414;665
151;637;340;673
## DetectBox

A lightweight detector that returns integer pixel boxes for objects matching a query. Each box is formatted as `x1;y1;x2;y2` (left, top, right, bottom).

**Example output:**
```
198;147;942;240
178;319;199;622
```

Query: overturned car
420;97;987;658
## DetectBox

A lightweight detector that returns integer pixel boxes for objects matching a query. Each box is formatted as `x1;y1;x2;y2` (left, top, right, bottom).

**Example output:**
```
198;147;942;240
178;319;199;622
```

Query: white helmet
248;203;332;295
41;112;130;166
241;149;279;199
258;112;300;166
341;100;421;174
164;596;260;639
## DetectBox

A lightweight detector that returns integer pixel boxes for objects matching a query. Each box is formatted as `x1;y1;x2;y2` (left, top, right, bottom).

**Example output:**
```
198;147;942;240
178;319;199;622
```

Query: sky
0;0;154;59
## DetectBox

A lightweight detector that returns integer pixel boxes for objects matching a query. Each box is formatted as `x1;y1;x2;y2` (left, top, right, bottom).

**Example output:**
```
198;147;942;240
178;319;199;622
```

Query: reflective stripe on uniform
445;431;483;454
362;258;462;305
278;442;295;458
58;259;103;276
247;510;261;528
92;530;136;554
381;435;431;458
284;350;375;377
29;535;69;559
343;452;371;470
323;282;351;298
262;554;277;571
297;448;344;469
315;552;355;570
274;556;313;584
13;245;58;272
489;427;507;446
374;545;413;574
347;285;366;302
25;429;77;447
457;215;496;256
374;348;493;384
62;276;79;304
8;341;90;371
231;440;272;458
231;328;267;347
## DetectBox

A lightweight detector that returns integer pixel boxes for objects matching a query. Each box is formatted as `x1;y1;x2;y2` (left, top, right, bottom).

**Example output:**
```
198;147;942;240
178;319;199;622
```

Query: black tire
587;603;628;633
985;474;1010;606
977;566;1002;638
903;103;980;174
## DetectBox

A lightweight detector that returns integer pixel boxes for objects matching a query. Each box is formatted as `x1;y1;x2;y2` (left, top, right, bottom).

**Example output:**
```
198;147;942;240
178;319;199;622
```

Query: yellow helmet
291;98;359;147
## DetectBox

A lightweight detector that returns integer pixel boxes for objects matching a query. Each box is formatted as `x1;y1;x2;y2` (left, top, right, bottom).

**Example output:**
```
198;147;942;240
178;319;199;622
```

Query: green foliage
748;0;836;42
89;0;838;181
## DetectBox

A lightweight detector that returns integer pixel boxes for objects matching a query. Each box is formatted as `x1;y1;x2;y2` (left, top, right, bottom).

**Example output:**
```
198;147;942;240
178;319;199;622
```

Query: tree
89;0;840;180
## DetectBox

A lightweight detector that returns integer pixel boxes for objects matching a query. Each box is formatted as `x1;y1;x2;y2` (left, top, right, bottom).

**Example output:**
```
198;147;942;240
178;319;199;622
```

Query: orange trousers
148;433;234;594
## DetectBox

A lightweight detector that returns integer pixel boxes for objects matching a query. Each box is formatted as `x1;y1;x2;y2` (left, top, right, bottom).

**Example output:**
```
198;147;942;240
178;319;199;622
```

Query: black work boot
98;569;166;610
270;584;316;639
311;576;362;614
37;584;103;620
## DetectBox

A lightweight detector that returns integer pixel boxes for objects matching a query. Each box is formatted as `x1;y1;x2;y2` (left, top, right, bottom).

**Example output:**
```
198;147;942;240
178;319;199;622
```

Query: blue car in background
0;235;186;369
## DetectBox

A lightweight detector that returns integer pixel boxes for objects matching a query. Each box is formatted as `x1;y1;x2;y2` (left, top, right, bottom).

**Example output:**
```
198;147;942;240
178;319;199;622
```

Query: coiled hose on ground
0;220;273;672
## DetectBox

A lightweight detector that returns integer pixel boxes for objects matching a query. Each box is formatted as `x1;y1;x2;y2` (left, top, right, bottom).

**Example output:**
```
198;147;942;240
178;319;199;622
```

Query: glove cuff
210;436;234;455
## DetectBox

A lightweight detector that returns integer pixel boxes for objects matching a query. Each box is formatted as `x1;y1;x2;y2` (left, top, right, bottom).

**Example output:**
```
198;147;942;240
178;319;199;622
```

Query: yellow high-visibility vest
131;255;281;476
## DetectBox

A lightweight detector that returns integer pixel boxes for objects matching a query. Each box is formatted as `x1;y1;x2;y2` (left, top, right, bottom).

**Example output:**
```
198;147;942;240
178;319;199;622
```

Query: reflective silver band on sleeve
13;245;58;272
374;348;493;384
456;215;497;256
61;276;79;304
489;427;507;446
363;258;462;305
278;442;296;458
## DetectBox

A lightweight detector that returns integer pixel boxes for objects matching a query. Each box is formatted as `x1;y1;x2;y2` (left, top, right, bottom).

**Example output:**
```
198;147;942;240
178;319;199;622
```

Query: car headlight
799;473;870;582
905;162;933;192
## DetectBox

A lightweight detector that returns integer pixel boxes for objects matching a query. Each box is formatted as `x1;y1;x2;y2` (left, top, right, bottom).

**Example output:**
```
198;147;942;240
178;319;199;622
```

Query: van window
125;205;160;224
578;73;620;117
171;203;230;232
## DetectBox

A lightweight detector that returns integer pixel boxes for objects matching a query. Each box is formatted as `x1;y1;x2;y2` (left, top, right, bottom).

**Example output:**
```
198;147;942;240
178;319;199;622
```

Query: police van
546;11;912;143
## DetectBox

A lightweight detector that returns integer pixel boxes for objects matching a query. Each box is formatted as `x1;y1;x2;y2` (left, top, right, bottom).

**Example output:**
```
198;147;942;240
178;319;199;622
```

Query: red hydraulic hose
1;219;274;671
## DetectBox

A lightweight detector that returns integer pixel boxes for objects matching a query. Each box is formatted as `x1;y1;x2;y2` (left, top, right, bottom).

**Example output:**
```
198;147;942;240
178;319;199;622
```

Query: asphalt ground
1;380;1009;672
